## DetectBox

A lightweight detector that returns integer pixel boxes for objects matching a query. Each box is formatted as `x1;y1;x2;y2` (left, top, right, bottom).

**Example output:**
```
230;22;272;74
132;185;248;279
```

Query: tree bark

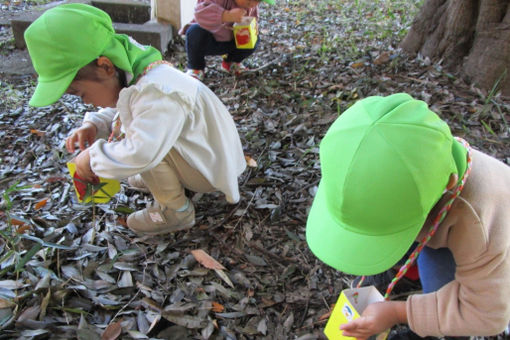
400;0;510;97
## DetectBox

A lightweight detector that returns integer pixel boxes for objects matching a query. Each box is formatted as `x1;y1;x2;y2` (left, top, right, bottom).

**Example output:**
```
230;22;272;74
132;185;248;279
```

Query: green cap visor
30;69;80;107
25;3;162;107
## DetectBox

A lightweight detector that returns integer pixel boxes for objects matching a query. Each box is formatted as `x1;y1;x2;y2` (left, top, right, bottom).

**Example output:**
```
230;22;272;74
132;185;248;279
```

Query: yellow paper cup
324;286;389;340
67;162;120;203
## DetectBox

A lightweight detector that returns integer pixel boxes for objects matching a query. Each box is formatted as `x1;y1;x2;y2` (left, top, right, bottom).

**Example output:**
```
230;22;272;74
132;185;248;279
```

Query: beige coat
407;149;510;337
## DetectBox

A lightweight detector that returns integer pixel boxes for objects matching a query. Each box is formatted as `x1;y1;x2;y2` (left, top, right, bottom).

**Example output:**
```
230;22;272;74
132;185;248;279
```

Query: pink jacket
407;149;510;337
179;0;259;41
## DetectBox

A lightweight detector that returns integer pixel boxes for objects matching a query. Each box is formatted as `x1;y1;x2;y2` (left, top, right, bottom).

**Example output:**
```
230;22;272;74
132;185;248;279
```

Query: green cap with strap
24;3;162;107
306;93;466;275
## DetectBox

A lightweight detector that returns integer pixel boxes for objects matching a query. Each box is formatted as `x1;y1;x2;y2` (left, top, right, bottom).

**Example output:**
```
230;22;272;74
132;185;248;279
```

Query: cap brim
29;69;78;107
306;180;422;276
262;0;275;4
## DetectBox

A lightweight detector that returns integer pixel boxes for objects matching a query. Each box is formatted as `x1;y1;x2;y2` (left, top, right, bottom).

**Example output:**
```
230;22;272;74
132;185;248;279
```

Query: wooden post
151;0;197;30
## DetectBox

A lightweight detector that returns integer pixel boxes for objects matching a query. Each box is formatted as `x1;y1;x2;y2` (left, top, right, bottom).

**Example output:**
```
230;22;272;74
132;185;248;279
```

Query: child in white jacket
24;3;246;234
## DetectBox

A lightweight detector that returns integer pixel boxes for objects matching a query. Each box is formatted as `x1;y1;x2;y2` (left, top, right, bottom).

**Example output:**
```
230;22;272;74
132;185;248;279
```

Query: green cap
306;93;459;275
24;3;161;107
262;0;275;4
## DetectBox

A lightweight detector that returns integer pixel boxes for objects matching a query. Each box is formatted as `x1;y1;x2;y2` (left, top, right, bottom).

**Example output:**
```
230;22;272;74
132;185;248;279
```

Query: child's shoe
127;174;149;193
126;200;195;235
185;69;204;81
221;60;248;76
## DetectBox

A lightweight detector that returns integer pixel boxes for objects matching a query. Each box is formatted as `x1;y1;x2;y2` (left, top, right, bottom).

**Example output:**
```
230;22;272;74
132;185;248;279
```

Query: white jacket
85;64;246;203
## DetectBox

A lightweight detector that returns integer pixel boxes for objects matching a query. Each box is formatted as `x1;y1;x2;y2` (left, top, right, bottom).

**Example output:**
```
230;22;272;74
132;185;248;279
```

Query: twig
243;56;285;74
297;297;310;328
248;241;297;264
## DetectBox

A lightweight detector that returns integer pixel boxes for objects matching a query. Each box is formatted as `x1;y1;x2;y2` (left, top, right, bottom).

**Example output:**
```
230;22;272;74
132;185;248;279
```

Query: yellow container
233;16;257;49
324;286;389;340
67;162;120;204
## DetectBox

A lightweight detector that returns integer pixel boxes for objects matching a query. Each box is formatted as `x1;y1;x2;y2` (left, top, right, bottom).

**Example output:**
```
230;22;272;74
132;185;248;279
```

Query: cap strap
383;137;472;299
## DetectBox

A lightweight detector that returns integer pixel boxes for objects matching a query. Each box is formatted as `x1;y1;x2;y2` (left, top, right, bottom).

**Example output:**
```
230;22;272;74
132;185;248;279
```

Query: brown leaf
45;176;66;183
191;249;225;270
15;224;31;234
211;301;224;313
101;320;123;340
350;62;364;69
10;218;25;226
374;52;390;65
244;155;258;168
260;297;276;308
30;129;46;137
318;310;332;321
34;198;48;210
116;217;128;227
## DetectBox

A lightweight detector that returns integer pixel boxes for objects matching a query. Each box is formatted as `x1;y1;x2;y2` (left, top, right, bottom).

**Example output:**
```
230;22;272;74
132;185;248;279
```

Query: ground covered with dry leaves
1;0;509;339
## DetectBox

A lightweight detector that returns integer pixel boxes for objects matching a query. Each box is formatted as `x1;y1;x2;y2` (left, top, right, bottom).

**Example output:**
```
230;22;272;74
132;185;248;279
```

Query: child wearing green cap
24;3;246;235
306;93;510;338
180;0;274;81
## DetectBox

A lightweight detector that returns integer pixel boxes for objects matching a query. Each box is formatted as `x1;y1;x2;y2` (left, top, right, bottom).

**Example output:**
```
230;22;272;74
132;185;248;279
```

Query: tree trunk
400;0;510;97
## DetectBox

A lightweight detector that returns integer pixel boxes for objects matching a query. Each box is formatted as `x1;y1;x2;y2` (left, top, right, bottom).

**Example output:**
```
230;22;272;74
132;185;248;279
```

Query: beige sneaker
126;201;195;235
127;174;149;193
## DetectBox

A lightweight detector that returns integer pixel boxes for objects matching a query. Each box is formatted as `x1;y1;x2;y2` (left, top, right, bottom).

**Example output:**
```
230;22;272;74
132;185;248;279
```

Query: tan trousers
140;149;215;210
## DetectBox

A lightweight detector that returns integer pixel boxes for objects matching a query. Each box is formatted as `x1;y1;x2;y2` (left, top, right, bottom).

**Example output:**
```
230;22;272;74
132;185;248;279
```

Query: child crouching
24;3;246;235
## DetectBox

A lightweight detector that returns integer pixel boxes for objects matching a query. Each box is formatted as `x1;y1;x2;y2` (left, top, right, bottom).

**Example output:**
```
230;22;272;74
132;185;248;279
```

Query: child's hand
222;8;247;23
340;301;407;340
66;122;97;153
73;149;98;183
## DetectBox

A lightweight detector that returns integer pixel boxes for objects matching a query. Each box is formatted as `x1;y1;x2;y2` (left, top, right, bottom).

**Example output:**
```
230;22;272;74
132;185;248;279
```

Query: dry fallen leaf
34;198;48;210
30;129;46;137
16;224;31;234
10;218;26;226
350;62;365;69
214;269;234;288
244;155;258;168
318;310;332;321
374;52;390;65
211;301;225;313
191;249;225;270
101;320;123;340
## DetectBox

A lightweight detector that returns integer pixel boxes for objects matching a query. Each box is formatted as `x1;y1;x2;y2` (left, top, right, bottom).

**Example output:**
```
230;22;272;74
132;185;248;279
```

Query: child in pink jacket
180;0;274;81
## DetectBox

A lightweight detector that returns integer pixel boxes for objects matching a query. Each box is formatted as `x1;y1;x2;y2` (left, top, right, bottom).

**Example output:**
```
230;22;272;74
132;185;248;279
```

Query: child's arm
72;149;96;182
66;122;97;153
194;1;245;30
83;107;117;140
221;8;246;23
340;301;407;338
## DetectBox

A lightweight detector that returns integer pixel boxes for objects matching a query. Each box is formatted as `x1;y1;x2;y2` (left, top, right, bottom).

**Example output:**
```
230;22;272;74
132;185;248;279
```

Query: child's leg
186;24;214;70
126;149;215;235
224;39;259;63
417;246;456;293
166;149;215;194
186;24;236;70
139;156;187;211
